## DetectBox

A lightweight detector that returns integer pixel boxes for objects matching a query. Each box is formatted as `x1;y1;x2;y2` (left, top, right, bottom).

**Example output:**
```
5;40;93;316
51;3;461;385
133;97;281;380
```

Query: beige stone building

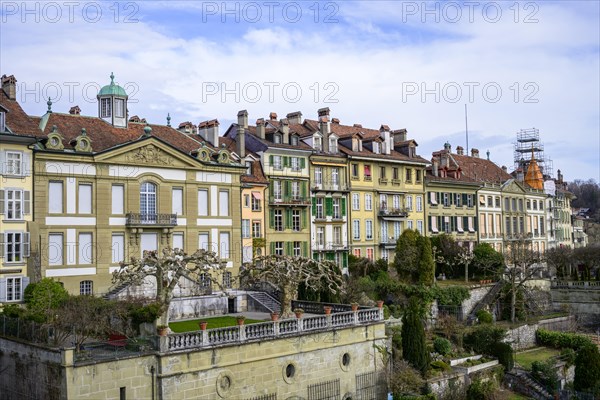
27;74;244;295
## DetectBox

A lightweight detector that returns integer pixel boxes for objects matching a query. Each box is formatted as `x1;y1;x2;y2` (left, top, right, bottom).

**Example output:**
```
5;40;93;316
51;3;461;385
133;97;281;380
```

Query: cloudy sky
2;1;598;182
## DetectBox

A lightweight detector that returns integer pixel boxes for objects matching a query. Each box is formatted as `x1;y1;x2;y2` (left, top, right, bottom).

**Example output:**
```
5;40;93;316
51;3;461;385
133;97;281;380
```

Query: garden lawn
169;316;266;332
514;347;560;370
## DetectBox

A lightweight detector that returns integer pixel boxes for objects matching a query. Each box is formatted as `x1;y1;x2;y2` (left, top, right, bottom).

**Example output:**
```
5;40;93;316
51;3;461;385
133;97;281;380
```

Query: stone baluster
273;320;280;336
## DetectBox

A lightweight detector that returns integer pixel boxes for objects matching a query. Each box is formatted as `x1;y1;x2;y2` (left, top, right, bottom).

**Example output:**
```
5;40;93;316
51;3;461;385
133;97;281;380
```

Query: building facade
0;75;38;303
29;75;244;295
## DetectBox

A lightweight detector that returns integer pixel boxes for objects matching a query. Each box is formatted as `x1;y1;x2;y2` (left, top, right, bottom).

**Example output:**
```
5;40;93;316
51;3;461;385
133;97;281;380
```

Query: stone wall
0;338;65;400
168;295;228;320
504;316;575;350
462;285;493;315
1;322;387;400
551;288;600;317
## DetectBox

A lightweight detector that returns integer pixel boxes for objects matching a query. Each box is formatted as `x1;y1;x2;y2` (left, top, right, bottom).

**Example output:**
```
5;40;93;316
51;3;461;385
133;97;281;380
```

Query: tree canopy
112;248;228;324
395;230;435;285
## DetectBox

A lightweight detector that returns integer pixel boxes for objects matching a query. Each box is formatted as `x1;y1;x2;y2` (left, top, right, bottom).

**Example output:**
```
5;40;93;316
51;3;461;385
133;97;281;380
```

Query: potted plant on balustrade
157;325;169;336
270;312;280;321
324;306;333;315
294;308;304;318
199;321;208;330
351;302;359;311
236;315;246;326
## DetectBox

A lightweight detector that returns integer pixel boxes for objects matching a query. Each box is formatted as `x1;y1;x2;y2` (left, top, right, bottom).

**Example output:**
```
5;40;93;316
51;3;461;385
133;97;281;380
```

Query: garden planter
199;321;208;330
324;306;332;315
271;312;280;321
351;303;359;311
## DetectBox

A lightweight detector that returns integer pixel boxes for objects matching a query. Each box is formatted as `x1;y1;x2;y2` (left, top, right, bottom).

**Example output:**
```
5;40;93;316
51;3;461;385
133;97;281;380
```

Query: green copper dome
98;72;128;97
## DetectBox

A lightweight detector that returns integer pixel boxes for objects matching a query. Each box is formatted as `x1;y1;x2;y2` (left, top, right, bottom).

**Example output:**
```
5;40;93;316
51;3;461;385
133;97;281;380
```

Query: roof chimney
198;119;219;147
331;118;340;124
269;112;277;120
280;118;289;144
444;142;451;152
256;118;266;139
432;158;439;177
319;115;330;152
1;74;17;100
237;110;248;158
286;111;302;124
353;123;362;128
318;107;330;118
502;165;508;173
69;106;81;115
379;125;392;155
471;148;479;158
456;146;464;155
557;169;563;184
393;129;407;143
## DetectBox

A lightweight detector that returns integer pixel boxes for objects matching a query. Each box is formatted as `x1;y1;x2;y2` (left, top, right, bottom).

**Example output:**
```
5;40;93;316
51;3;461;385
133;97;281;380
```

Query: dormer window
274;134;281;144
290;135;298;146
0;111;5;132
314;136;322;151
245;161;252;174
115;98;125;118
100;98;111;118
329;138;338;154
373;142;380;154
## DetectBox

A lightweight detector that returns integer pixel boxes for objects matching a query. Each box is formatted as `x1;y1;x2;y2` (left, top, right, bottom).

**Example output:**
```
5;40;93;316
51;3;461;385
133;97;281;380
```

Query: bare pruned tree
112;248;228;324
240;255;344;317
502;236;545;322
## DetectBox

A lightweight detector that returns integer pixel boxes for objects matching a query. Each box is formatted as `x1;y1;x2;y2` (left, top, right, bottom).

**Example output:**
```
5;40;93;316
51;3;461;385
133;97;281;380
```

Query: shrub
464;325;506;355
430;360;451;372
531;360;559;392
466;378;497;400
402;297;430;374
476;309;493;324
435;286;470;306
536;329;595;351
24;278;69;322
433;337;452;356
129;302;163;326
390;359;426;397
574;345;600;393
492;342;514;371
0;304;25;318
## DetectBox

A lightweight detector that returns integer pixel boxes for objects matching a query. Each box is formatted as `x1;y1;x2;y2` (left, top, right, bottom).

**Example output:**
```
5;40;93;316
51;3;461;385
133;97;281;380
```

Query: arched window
140;182;157;222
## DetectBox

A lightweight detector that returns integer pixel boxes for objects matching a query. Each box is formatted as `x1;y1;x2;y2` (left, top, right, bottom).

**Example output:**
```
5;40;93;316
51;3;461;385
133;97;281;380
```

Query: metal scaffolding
513;128;554;178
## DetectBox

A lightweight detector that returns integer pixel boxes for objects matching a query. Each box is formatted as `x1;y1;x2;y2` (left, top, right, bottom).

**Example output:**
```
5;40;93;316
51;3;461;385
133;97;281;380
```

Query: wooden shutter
0;189;4;214
301;182;307;198
0;233;4;258
0;278;6;302
270;242;275;255
341;198;346;217
325;198;333;216
269;209;274;228
300;158;306;168
24;191;31;214
302;209;308;229
23;232;30;257
286;209;292;229
23;153;30;176
428;216;432;232
302;242;308;257
21;277;30;298
283;156;289;167
286;241;292;255
312;197;317;215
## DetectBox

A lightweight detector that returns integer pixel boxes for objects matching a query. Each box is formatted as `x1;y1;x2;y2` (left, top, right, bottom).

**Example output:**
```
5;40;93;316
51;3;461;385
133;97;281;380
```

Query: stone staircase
247;291;281;314
466;281;503;324
102;282;130;300
506;369;554;400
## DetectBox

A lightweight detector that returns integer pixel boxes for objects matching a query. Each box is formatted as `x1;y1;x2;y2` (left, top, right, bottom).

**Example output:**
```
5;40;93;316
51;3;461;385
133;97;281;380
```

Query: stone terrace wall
0;338;65;400
504;316;575;350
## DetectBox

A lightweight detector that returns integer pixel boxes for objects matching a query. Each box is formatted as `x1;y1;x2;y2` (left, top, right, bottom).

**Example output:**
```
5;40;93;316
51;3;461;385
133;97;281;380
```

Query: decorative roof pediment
95;138;197;168
46;125;64;150
502;179;526;193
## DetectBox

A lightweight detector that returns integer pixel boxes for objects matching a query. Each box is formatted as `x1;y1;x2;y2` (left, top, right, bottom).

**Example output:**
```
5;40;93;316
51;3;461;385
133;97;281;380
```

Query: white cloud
1;1;597;182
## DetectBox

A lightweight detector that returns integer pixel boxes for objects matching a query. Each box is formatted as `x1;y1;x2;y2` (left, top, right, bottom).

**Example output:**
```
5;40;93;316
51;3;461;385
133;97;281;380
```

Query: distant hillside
568;179;600;222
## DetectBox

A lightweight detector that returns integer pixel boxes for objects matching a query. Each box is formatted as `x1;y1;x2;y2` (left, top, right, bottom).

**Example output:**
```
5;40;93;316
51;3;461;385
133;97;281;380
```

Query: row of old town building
0;73;586;302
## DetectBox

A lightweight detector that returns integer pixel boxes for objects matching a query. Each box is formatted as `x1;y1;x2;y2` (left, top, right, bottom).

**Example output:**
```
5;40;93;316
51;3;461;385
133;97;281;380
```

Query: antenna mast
465;104;469;154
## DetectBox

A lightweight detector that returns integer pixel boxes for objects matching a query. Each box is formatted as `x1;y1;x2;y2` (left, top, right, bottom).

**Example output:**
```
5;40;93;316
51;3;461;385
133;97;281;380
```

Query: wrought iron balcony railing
378;207;409;218
126;213;177;227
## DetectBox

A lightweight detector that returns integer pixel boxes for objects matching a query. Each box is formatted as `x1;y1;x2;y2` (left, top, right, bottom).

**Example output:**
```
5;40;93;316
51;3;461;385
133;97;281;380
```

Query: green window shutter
474;216;478;231
437;216;442;231
325;198;333;216
462;193;467;205
269;182;274;198
342;253;348;268
427;192;431;205
270;242;275;255
269;209;274;228
302;209;308;229
286;209;292;229
285;181;291;198
463;216;468;229
286;242;292;255
312;197;317;216
341;198;346;216
0;189;4;214
302;242;308;257
451;216;456;232
428;215;432;232
437;192;441;204
301;182;307;198
300;158;306;168
283;156;289;167
269;155;273;166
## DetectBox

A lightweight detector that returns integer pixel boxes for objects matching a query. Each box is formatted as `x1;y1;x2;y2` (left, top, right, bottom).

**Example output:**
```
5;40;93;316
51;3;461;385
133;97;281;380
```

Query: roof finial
486;149;490;160
47;97;52;113
110;72;115;85
81;128;87;136
143;123;152;137
167;113;171;127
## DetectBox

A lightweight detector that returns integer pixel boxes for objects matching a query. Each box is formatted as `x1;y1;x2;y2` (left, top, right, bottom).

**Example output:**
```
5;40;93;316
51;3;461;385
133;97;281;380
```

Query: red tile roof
36;112;206;154
451;153;512;183
0;89;41;136
219;136;267;184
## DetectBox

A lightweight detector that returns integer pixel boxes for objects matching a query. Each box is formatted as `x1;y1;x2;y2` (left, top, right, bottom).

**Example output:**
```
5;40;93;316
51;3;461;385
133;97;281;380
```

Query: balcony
378;207;408;219
379;236;398;248
269;196;312;206
378;178;388;185
391;179;401;186
311;183;349;192
312;242;349;252
126;213;177;227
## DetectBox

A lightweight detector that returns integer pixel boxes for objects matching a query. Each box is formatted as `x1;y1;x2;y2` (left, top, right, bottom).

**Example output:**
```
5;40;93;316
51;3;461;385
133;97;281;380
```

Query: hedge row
536;329;595;351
